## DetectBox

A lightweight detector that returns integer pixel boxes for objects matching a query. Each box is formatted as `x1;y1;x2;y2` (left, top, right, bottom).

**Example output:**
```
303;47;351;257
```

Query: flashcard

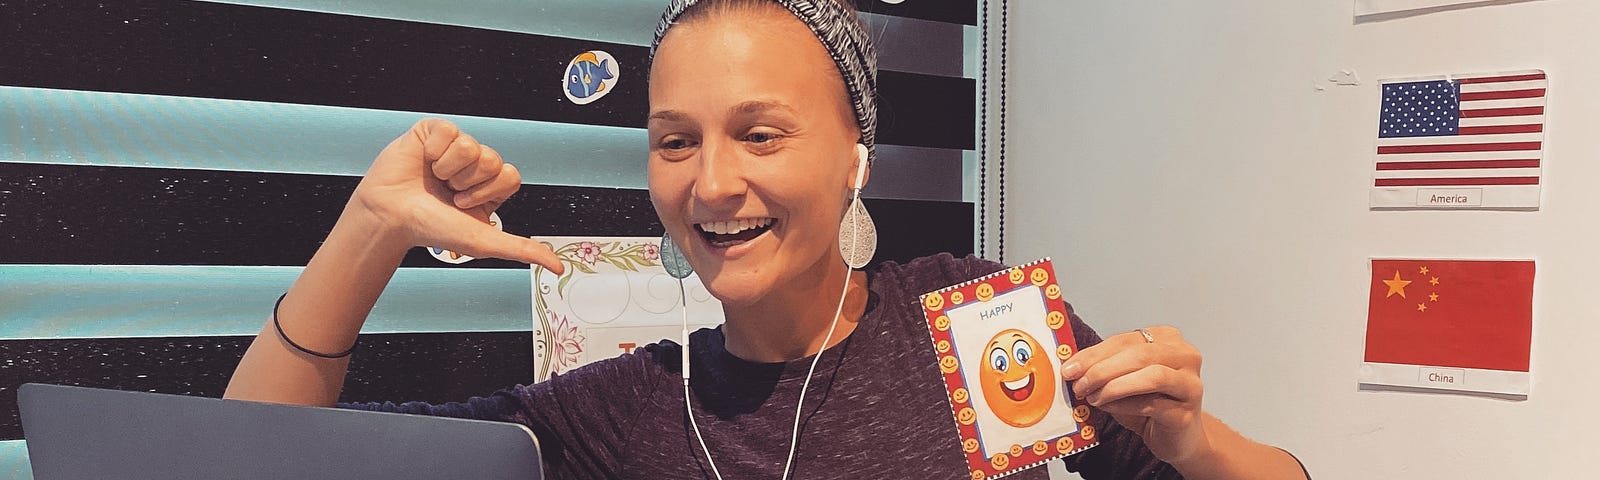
922;258;1097;479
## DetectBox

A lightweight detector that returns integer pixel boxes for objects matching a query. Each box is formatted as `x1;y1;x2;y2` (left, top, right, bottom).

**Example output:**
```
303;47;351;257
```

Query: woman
225;0;1309;478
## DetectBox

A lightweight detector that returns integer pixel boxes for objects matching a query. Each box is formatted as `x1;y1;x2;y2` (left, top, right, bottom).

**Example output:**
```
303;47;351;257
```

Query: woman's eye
1012;340;1032;365
990;348;1009;372
744;132;779;143
660;138;693;150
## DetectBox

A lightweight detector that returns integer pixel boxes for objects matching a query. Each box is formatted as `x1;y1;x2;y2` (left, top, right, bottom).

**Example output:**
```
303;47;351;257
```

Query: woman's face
647;7;865;308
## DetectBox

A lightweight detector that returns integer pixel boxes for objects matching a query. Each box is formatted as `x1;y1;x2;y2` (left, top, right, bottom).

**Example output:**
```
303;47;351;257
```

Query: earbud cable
681;263;853;480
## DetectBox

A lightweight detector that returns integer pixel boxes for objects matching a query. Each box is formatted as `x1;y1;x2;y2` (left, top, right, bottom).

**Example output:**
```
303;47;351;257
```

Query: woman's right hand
347;118;564;273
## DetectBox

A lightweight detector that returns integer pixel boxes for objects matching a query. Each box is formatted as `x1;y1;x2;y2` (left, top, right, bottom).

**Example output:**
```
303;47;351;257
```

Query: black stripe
0;163;972;267
0;331;535;441
0;0;970;150
856;0;978;26
877;72;976;150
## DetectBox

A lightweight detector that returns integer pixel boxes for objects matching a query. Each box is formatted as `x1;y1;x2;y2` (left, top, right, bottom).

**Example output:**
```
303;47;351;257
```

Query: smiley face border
921;258;1099;480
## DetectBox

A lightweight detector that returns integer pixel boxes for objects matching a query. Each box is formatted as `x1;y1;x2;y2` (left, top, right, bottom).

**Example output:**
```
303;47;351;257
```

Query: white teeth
1002;375;1032;391
698;218;773;235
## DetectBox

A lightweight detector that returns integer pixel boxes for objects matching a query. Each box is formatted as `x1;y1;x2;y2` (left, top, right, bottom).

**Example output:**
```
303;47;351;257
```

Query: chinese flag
1364;259;1534;372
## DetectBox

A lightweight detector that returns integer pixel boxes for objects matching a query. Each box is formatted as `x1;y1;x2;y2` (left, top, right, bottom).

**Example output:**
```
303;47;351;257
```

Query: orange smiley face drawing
978;329;1058;428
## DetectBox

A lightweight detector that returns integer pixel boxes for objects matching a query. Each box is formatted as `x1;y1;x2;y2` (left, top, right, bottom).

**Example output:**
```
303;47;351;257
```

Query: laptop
18;383;542;479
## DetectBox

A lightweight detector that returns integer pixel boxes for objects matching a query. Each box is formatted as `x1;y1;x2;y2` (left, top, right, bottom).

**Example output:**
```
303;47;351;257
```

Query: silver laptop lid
18;383;541;480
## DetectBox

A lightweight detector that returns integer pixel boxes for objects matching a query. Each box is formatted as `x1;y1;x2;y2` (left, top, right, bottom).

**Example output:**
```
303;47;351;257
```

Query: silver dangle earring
660;231;694;280
839;143;878;269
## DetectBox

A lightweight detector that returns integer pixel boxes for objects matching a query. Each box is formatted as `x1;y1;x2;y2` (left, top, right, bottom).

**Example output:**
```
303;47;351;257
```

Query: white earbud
852;143;869;191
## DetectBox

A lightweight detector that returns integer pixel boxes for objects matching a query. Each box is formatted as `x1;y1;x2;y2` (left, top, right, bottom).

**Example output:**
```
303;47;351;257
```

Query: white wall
1003;1;1600;478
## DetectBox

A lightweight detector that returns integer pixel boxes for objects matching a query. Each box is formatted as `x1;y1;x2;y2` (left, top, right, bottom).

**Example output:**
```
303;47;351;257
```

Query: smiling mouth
695;218;776;248
1000;373;1035;401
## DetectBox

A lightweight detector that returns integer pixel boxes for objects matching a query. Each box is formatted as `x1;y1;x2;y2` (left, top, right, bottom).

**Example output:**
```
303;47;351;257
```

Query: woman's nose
691;139;747;206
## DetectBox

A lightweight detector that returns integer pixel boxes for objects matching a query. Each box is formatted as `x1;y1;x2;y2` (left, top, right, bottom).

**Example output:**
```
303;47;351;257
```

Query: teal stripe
0;86;650;189
200;1;975;78
0;265;533;340
0;86;969;201
0;440;30;480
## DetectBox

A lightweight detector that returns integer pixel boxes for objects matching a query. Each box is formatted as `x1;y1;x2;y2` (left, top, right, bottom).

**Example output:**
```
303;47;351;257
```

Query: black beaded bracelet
272;293;357;359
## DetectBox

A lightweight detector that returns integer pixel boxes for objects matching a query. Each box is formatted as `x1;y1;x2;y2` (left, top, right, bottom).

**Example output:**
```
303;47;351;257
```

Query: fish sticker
563;50;619;105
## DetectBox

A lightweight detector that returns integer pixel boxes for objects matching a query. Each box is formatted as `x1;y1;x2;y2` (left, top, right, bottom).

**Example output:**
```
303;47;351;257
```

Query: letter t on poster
1359;259;1534;397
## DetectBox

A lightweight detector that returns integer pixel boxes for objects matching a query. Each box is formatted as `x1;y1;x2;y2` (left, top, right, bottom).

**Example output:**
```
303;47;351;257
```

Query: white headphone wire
680;263;853;480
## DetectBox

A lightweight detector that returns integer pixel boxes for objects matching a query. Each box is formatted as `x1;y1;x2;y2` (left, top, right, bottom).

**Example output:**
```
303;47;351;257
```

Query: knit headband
650;0;880;162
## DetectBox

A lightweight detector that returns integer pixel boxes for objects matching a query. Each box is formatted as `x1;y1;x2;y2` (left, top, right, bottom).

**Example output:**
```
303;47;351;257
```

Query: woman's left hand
1059;326;1210;465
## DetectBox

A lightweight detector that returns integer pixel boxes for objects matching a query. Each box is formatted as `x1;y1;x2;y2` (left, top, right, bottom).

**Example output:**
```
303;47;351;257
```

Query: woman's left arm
1061;326;1309;480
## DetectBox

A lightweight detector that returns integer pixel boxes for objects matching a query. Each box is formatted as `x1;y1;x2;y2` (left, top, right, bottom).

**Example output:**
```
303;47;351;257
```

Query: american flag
1375;71;1546;187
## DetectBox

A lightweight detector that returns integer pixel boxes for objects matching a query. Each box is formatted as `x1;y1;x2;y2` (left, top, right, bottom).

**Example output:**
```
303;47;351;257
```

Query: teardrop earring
838;143;877;269
660;231;694;280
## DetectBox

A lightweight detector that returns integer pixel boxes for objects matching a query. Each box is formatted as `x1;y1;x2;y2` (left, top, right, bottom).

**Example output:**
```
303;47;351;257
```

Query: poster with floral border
530;236;723;382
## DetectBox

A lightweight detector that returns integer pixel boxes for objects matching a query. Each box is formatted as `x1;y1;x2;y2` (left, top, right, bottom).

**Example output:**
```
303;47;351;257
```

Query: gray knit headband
650;0;880;162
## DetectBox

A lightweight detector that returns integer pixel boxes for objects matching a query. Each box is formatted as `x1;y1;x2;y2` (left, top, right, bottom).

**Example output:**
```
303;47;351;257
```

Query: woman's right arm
224;119;565;407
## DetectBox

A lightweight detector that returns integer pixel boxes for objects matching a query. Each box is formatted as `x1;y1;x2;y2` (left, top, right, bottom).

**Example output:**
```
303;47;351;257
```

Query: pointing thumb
458;225;564;274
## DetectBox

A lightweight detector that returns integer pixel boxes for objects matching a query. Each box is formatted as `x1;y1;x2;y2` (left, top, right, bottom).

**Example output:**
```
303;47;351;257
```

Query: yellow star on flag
1383;271;1411;298
1429;292;1439;302
1417;303;1428;312
1419;266;1429;275
1429;276;1440;286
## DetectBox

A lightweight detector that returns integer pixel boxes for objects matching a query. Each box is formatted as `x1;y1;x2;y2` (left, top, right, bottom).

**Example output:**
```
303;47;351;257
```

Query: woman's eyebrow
729;100;799;117
647;110;688;123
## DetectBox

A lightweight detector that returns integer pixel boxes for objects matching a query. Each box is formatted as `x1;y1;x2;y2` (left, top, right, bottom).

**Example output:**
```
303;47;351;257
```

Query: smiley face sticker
958;407;977;426
1046;311;1066;329
937;339;951;353
1055;436;1075;455
1080;424;1096;441
935;315;951;332
924;293;945;311
1045;284;1061;300
976;283;995;302
1031;440;1049;456
950;291;966;305
952;387;969;404
1055;344;1074;360
990;453;1009;471
940;355;960;374
1029;267;1050;287
963;437;980;454
978;329;1058;428
1008;268;1026;285
1073;405;1092;423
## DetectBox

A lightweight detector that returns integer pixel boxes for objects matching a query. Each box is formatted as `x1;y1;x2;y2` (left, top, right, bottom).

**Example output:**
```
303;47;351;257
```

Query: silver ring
1136;328;1156;344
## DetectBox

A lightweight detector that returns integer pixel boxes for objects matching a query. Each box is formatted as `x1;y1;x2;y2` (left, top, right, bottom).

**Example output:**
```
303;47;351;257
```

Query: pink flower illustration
574;241;600;265
644;243;661;261
549;314;587;373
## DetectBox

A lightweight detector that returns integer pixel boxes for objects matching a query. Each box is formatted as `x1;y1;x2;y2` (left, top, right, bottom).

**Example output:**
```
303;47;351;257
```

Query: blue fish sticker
565;51;616;101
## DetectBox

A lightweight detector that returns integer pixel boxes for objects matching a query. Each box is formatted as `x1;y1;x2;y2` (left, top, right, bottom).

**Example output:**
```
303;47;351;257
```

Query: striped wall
0;1;978;475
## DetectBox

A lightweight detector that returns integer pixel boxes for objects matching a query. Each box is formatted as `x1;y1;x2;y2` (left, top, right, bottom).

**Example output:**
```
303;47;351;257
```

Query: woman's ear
851;143;870;191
